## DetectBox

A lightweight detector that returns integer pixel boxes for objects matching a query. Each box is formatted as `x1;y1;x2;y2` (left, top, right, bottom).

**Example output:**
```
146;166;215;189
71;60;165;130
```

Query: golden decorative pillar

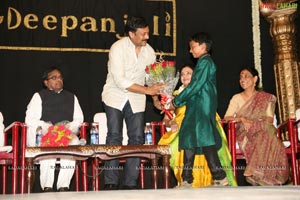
260;4;300;122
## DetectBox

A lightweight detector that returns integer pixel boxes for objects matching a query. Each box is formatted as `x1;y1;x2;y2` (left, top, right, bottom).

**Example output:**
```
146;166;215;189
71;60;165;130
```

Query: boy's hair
189;32;212;52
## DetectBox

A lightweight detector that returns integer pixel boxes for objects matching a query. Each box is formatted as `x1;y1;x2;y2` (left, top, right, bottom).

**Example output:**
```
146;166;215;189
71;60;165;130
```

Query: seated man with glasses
25;66;84;192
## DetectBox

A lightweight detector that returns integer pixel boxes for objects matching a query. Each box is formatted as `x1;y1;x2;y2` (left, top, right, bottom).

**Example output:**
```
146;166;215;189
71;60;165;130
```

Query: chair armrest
150;121;166;144
277;118;298;149
3;122;21;147
277;118;296;141
80;122;89;139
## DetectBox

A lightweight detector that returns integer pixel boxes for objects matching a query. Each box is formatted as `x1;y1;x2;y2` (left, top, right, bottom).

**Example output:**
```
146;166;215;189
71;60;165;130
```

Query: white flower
252;0;262;88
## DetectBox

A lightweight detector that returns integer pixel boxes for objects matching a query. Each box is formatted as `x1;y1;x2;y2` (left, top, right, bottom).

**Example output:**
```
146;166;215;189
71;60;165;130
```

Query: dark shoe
43;187;53;192
104;184;118;190
122;185;138;190
213;177;229;186
58;187;69;192
175;181;192;189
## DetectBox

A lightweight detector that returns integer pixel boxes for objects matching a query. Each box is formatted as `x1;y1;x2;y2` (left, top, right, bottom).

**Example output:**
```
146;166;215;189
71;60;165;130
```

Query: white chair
93;112;128;145
273;114;278;128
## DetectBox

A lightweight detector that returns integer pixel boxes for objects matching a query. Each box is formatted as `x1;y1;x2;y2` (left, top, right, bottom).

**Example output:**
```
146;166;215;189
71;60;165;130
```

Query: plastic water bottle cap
79;138;87;146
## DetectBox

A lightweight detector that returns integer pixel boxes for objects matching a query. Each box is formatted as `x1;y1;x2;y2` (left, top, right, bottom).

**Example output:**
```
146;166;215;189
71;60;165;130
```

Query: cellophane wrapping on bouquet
145;60;179;119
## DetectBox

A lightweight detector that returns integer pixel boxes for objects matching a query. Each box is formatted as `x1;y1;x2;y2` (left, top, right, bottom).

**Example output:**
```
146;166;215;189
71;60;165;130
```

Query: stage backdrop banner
0;0;176;55
0;0;177;125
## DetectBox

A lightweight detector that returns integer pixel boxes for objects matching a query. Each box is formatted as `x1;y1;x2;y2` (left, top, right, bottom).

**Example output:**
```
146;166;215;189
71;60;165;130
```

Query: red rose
151;63;156;70
57;125;65;131
145;66;150;73
168;61;175;67
161;61;167;68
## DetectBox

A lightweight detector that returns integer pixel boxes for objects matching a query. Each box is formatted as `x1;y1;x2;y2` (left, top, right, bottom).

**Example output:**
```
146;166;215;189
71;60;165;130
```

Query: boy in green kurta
171;32;228;187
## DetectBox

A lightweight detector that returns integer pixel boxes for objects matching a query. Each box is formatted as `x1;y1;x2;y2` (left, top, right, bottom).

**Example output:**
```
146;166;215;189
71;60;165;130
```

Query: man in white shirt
0;112;4;146
102;16;163;190
25;67;84;192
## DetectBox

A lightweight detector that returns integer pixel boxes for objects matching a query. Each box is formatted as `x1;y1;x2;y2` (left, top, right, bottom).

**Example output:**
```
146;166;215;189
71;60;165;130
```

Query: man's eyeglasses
47;75;63;81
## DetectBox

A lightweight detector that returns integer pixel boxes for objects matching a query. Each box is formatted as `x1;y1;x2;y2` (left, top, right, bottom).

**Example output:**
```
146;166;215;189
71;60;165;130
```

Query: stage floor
2;186;300;200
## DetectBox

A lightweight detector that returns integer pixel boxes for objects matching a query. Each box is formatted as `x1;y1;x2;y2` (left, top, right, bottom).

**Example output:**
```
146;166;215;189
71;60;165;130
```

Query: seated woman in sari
158;64;237;187
224;67;289;186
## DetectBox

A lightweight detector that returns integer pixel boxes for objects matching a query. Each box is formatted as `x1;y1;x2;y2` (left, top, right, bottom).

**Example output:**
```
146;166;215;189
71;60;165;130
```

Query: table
25;145;171;193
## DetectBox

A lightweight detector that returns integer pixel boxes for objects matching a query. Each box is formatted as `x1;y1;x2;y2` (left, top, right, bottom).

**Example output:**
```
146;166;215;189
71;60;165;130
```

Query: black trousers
182;145;226;183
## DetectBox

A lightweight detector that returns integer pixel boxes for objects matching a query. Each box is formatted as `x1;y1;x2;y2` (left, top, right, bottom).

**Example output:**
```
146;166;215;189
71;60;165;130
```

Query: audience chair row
2;116;300;194
0;118;166;194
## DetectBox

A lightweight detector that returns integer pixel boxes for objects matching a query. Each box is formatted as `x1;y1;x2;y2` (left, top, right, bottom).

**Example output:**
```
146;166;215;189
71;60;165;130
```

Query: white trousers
39;158;75;190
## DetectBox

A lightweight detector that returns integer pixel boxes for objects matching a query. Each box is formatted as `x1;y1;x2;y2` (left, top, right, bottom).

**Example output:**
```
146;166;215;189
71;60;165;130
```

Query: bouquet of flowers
145;59;179;119
41;124;72;147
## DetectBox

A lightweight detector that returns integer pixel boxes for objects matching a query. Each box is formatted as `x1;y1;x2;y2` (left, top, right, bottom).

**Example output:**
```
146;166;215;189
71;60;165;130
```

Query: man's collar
49;88;63;94
126;37;135;48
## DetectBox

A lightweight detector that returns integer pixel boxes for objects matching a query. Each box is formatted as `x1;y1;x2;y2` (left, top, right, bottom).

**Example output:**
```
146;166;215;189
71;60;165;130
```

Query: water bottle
36;126;42;147
144;122;153;145
79;138;87;146
90;123;99;145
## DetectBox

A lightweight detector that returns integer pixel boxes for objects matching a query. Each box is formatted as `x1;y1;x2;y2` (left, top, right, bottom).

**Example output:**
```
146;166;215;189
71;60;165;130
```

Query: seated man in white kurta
25;67;83;192
0;112;13;152
0;112;4;147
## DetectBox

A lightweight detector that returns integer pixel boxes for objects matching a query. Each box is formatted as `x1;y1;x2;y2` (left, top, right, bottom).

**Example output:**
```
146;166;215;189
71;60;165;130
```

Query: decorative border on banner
0;0;176;56
147;0;176;56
